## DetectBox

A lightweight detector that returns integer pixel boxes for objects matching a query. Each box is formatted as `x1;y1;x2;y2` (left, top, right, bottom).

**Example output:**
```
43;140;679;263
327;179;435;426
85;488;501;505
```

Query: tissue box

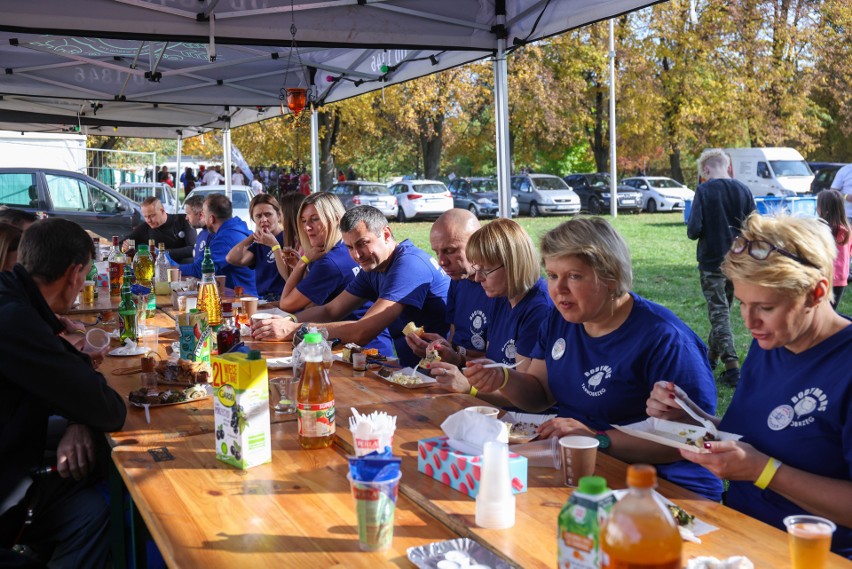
417;436;527;498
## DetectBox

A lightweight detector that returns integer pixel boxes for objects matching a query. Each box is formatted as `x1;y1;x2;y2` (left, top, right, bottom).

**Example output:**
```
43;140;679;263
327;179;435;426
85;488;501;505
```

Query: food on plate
668;503;695;527
418;342;441;369
684;430;717;448
155;358;211;385
506;421;539;439
402;321;424;337
341;343;386;363
128;384;207;406
388;371;423;386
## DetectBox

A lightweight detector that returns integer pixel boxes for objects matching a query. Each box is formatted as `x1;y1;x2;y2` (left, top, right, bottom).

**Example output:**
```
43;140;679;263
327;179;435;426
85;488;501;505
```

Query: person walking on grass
817;189;852;310
687;149;755;387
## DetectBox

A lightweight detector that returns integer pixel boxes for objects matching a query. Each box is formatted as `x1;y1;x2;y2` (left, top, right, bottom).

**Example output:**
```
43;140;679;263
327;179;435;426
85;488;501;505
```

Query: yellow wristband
754;457;782;489
300;255;310;265
289;314;298;323
271;244;281;252
469;386;478;398
499;367;510;390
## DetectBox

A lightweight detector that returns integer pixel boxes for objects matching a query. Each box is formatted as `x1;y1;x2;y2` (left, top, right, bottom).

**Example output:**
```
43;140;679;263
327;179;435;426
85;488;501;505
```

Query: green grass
390;212;852;416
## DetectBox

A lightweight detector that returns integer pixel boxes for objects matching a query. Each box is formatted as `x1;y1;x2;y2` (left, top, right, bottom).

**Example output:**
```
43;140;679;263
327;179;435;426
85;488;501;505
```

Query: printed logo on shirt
551;338;566;360
351;266;361;277
196;239;207;255
471;334;485;350
767;387;828;430
470;310;487;334
502;339;517;362
266;249;276;263
582;366;611;397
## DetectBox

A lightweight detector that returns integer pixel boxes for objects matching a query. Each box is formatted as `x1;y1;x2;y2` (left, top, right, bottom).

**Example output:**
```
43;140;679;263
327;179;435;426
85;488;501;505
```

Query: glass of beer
82;280;96;304
784;515;836;569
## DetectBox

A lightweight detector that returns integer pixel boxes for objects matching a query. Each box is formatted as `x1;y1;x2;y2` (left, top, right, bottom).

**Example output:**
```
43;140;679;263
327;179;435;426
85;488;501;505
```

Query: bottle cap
247;350;262;360
626;464;657;488
138;244;149;253
303;332;323;344
577;476;607;495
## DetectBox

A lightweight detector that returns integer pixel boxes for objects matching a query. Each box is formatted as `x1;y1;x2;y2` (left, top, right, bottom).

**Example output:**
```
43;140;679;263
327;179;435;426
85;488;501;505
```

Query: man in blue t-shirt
253;205;449;366
406;209;494;365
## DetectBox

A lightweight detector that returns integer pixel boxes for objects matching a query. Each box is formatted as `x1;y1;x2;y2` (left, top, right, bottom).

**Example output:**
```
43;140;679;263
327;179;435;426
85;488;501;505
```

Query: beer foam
788;522;833;538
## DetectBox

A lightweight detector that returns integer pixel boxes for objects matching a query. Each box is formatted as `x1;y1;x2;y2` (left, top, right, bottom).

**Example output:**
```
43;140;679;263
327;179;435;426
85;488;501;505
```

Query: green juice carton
557;476;615;569
212;350;271;469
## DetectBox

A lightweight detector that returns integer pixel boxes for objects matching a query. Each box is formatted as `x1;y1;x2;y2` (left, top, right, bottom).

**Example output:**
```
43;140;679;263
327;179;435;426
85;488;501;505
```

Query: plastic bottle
133;244;156;317
216;302;240;354
297;332;335;450
107;236;125;297
558;475;616;569
197;247;222;327
154;242;171;295
600;464;681;569
118;279;137;343
86;241;99;300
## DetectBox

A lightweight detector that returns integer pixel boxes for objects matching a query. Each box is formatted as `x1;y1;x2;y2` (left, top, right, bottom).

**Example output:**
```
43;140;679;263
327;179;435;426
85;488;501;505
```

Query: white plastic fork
481;359;526;370
674;396;719;438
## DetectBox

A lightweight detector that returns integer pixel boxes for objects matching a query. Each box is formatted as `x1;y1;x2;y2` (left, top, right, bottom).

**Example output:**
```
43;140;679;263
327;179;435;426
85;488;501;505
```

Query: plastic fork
481;359;527;370
674;396;719;437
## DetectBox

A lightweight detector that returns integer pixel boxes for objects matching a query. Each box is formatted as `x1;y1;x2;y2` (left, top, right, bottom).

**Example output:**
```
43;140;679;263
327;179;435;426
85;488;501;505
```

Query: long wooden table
102;325;852;568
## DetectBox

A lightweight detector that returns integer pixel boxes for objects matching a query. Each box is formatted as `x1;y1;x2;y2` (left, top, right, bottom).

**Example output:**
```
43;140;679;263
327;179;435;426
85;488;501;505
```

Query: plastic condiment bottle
297;332;335;450
600;464;681;569
558;475;615;568
197;247;222;327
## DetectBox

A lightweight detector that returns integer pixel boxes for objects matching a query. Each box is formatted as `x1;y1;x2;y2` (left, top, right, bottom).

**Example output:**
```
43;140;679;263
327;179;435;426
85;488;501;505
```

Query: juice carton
178;309;211;363
558;476;615;569
212;350;271;469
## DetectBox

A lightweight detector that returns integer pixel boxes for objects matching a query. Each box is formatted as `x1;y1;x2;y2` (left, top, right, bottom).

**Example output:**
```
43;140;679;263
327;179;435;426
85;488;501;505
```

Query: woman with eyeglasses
428;218;551;386
463;217;723;500
647;213;852;557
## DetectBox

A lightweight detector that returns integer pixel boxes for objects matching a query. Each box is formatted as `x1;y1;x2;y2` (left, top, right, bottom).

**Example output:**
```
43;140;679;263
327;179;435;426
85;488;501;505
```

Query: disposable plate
371;366;437;389
613;417;740;454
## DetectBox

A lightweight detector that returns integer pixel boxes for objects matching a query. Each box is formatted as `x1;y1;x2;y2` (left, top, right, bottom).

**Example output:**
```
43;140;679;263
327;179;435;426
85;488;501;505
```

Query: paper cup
347;473;401;552
784;515;836;569
558;435;599;486
215;275;227;296
465;405;499;418
241;296;259;317
167;268;181;283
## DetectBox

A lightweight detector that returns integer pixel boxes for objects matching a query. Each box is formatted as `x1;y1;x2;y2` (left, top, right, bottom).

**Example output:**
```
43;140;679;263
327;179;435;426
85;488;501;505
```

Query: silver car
510;174;581;217
328;181;398;219
117;182;179;211
183;185;257;230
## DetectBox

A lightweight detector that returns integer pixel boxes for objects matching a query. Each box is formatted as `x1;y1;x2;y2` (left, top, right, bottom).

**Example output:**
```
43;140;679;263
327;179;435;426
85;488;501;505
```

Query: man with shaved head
406;208;495;365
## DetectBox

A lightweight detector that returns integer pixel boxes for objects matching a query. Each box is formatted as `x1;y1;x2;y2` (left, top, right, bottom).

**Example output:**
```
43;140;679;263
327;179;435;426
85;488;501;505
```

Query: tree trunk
419;114;444;180
592;86;607;172
318;108;340;190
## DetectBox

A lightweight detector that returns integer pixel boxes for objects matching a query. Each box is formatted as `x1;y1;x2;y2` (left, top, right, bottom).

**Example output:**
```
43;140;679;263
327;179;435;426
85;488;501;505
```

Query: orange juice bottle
600;464;681;569
297;332;335;449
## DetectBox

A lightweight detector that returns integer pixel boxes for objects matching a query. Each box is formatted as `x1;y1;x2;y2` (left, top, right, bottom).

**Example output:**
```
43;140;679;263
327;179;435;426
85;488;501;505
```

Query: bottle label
297;400;335;438
558;491;616;569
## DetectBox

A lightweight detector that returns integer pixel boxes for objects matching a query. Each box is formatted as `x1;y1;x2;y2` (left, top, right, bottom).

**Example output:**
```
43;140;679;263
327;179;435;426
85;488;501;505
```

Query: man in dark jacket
122;197;197;263
687;149;756;387
0;218;127;567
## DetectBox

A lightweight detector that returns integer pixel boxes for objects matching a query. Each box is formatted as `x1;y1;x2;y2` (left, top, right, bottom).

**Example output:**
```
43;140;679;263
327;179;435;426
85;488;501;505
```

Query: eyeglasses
730;236;819;269
472;265;504;279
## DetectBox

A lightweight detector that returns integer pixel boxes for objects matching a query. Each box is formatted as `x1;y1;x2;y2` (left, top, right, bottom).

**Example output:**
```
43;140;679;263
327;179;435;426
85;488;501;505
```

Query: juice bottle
216;302;240;354
133;244;156;317
600;465;681;569
197;247;222;327
118;280;137;342
297;332;335;450
558;475;615;569
108;235;125;297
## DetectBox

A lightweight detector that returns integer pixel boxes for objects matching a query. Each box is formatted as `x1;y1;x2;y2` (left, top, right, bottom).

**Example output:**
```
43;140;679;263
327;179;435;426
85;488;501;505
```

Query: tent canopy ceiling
0;0;657;138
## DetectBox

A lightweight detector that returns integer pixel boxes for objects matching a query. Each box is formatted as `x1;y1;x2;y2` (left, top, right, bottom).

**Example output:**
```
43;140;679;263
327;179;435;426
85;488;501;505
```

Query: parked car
621;176;695;212
327;180;398;219
0;167;142;237
809;164;846;194
183;185;256;230
389;179;454;222
447;177;519;218
117;182;179;211
563;173;642;214
510;174;581;217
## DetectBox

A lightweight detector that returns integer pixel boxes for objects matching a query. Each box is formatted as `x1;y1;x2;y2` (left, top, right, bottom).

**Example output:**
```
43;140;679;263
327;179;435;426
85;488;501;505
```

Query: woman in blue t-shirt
462;217;723;500
648;213;852;558
429;218;551;390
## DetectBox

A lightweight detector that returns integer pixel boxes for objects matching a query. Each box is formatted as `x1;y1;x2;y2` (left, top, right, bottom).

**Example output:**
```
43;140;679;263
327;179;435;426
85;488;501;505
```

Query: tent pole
175;133;182;213
223;125;233;201
608;18;618;218
493;30;511;219
310;105;319;194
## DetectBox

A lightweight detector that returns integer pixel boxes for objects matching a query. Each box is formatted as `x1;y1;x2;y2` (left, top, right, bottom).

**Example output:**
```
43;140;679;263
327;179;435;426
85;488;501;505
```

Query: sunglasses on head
730;236;819;269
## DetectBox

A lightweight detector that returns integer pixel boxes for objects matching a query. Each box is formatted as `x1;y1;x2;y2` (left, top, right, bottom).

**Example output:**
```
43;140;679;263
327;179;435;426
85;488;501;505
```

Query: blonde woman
648;213;852;557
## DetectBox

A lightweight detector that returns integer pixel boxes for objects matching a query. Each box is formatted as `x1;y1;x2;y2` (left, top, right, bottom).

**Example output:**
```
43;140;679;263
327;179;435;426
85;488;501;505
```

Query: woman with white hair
647;213;852;558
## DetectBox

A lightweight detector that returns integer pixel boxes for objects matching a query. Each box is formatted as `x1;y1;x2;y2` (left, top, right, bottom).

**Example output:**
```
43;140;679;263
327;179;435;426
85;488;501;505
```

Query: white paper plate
613;417;740;454
502;411;556;444
371;366;437;389
108;346;149;357
266;356;294;370
613;489;718;537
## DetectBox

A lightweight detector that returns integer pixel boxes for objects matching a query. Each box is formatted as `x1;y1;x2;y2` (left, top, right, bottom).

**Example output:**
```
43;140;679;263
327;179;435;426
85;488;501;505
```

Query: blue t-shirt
530;293;723;500
486;278;552;364
345;239;450;366
296;241;393;356
720;329;852;558
447;278;495;353
178;227;209;278
248;232;286;300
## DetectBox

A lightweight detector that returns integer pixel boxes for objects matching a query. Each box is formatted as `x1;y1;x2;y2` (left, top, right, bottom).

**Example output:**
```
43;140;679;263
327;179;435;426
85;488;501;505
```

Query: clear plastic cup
784;515;836;569
510;437;561;469
269;376;297;414
84;328;111;353
347;473;401;551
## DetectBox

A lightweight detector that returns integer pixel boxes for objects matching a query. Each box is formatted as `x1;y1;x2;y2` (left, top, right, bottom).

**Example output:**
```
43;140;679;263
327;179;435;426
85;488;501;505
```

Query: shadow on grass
643;221;687;228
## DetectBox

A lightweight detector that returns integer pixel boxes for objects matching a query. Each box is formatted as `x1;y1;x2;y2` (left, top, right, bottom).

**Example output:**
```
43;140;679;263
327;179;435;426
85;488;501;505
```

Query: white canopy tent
0;0;659;213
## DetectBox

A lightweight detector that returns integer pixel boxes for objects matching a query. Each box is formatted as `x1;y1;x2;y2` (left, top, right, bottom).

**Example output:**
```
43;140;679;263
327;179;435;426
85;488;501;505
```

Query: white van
724;147;814;197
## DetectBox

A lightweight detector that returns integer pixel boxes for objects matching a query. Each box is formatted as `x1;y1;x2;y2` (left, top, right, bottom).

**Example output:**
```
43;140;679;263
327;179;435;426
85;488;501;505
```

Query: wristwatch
594;430;611;450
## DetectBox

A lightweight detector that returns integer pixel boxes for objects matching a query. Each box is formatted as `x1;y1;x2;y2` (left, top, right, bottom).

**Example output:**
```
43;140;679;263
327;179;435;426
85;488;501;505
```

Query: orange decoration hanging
286;88;307;116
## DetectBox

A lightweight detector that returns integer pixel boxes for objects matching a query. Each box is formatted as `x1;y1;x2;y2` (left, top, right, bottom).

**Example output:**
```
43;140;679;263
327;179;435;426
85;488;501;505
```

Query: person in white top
202;166;225;186
830;163;852;221
231;167;246;186
251;176;263;194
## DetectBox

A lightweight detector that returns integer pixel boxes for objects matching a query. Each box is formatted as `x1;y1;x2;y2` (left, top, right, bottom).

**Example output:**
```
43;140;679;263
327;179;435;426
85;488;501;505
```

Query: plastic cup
558;435;599;487
347;473;401;552
84;328;111;353
465;405;499;418
215;275;227;296
475;441;515;529
269;376;297;415
167;268;181;283
241;296;259;318
82;280;96;304
510;437;561;469
353;431;394;457
784;515;836;569
138;325;159;355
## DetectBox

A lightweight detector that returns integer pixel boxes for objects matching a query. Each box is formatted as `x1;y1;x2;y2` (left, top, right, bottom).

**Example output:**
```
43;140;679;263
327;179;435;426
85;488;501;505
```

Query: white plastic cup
510;437;561;469
269;376;297;415
347;473;401;552
84;328;111;353
475;441;515;529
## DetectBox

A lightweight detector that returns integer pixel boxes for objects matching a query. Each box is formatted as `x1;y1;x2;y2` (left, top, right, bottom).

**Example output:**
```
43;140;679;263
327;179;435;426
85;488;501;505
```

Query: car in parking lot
183;185;256;230
0;167;142;237
447;177;519;218
389;179;454;222
327;180;398;219
808;163;846;194
621;176;695;212
510;174;581;217
563;173;643;214
117;182;179;211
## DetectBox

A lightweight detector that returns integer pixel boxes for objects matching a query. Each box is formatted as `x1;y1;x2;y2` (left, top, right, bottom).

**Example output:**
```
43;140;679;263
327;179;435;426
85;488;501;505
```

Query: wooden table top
68;291;177;315
334;396;852;569
112;422;459;568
